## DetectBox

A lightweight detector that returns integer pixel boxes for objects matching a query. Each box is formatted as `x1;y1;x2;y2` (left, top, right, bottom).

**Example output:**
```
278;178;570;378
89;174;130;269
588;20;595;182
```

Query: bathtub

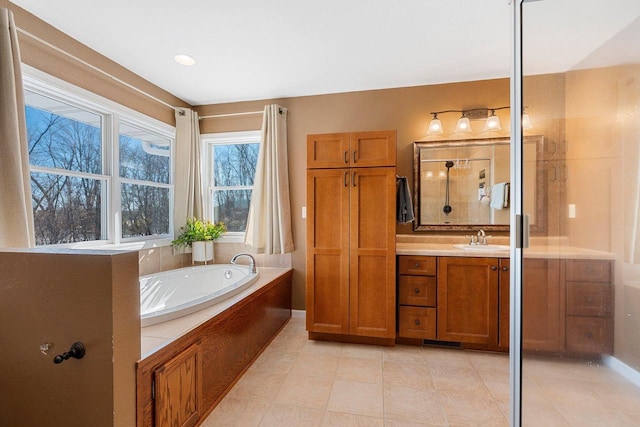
140;264;259;327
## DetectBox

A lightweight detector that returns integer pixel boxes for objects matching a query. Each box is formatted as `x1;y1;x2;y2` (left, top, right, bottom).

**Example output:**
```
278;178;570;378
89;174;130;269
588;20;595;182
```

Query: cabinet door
498;258;510;348
306;169;350;334
154;343;201;427
522;259;564;352
349;167;396;338
307;132;350;169
437;257;499;345
349;130;397;167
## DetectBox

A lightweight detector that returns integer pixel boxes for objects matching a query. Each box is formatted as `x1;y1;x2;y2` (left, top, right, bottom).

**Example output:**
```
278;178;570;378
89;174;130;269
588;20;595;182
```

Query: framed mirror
413;135;544;232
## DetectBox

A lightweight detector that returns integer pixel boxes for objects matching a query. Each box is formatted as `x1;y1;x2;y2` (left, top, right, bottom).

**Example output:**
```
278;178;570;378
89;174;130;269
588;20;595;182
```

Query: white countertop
395;235;615;260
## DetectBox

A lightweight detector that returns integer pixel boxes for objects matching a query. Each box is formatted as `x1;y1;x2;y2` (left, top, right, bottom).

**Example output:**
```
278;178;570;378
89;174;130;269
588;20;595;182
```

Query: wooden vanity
396;242;614;357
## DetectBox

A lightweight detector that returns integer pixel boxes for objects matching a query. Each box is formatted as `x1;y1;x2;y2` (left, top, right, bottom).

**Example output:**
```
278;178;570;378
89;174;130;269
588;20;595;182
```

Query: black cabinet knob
414;319;421;326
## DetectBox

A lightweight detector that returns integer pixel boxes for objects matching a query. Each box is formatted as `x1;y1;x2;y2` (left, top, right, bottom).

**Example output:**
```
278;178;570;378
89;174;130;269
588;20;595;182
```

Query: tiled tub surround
138;243;292;276
137;267;292;426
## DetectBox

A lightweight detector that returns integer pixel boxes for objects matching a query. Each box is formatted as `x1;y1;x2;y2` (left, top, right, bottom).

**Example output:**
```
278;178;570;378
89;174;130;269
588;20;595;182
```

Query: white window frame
23;65;175;249
202;130;261;243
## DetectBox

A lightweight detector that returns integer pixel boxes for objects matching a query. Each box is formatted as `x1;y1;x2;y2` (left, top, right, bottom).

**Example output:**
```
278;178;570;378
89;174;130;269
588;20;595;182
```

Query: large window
204;131;260;240
24;70;174;246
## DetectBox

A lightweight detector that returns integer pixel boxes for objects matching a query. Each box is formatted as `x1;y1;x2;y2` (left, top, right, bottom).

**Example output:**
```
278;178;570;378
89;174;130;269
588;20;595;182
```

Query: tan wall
4;0;187;125
0;249;140;427
565;64;640;369
196;77;564;309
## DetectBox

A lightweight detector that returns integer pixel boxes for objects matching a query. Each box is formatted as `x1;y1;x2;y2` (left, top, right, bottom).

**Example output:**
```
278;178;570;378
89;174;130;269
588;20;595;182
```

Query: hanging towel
396;176;415;224
490;182;507;210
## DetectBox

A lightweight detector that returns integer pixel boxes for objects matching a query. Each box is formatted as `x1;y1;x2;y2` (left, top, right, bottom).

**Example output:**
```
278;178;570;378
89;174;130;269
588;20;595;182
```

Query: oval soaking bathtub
140;264;259;327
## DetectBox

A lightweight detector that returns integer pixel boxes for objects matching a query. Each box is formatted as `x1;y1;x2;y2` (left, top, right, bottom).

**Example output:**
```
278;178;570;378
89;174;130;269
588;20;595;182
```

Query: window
24;69;174;246
203;131;260;240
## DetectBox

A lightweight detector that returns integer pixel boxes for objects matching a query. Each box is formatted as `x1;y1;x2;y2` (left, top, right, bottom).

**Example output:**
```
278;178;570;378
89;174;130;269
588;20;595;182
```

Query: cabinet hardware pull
414;319;421;326
586;332;594;339
414;263;420;268
586;296;593;303
491;266;498;271
352;172;357;187
344;151;348;164
53;342;85;364
414;288;420;294
502;267;509;271
353;150;357;163
344;172;348;187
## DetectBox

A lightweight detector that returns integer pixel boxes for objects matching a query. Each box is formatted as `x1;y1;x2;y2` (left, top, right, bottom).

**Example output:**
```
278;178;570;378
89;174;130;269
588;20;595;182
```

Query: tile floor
201;317;640;426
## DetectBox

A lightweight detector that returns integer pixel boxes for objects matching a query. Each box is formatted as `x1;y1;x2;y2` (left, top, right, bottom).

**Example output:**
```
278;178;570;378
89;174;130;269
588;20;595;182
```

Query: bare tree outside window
212;142;259;232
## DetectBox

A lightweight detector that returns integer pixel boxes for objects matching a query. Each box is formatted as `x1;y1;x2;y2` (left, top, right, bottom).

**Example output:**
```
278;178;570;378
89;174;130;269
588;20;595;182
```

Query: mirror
413;135;544;232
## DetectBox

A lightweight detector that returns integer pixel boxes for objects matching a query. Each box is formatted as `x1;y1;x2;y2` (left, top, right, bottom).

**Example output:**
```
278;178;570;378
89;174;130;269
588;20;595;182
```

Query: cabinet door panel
349;167;396;338
154;343;201;427
437;257;499;344
306;169;350;334
307;133;350;169
522;259;564;352
349;130;396;167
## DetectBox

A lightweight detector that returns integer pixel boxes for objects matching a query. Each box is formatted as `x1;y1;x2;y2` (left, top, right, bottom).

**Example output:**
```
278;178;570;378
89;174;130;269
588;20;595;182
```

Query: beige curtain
245;105;294;254
173;108;204;237
0;8;35;248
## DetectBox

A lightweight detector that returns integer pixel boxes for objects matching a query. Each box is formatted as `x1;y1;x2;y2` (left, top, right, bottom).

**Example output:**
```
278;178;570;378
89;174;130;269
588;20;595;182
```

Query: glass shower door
516;0;640;425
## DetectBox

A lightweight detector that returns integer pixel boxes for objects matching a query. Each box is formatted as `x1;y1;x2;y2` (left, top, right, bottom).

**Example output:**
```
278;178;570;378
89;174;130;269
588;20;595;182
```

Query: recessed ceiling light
174;54;196;66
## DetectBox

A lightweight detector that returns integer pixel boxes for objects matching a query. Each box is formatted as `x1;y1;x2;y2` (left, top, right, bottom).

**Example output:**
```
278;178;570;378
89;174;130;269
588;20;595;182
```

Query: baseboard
602;355;640;388
292;309;305;319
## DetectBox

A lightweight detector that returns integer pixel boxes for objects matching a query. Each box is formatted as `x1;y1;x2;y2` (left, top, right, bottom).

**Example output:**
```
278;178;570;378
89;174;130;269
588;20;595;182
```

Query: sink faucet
230;253;257;274
477;229;487;245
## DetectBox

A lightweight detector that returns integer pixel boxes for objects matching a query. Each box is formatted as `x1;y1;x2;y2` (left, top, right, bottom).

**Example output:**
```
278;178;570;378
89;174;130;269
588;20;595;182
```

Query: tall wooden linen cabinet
306;130;397;344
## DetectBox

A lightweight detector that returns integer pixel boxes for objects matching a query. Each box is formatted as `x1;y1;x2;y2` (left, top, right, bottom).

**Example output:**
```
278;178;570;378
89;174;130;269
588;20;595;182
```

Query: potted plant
172;217;226;264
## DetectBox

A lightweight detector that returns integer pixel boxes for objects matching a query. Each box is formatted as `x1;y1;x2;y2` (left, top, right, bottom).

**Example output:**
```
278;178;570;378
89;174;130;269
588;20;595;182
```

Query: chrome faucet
477;229;487;245
230;253;257;274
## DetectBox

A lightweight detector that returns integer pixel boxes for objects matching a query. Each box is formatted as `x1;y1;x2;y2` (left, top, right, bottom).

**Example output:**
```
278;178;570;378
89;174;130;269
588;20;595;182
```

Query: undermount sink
453;244;510;251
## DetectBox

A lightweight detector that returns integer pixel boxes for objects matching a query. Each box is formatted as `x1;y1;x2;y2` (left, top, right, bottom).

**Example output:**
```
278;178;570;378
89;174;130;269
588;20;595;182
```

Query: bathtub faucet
230;253;257;274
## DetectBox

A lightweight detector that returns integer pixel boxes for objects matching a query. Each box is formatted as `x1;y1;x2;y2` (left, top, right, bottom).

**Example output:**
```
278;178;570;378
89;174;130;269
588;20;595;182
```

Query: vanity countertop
396;235;615;260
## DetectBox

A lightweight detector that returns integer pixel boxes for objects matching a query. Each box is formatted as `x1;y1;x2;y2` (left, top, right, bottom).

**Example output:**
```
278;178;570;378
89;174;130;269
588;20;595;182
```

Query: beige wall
564;64;640;369
0;249;140;426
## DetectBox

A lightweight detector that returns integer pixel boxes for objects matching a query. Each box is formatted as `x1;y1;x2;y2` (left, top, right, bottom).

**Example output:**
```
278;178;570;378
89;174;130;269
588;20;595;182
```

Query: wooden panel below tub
136;270;292;427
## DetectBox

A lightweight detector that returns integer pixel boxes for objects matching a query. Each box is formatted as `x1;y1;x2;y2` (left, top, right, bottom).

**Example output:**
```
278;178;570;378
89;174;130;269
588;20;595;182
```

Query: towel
490;182;508;210
396;176;415;224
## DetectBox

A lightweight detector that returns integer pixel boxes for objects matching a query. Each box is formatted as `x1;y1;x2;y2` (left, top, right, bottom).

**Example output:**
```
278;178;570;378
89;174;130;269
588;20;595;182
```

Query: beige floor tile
289;352;341;378
303;339;345;356
227;369;287;402
467;351;509;375
556;406;639;427
423;347;473;369
336;357;383;384
267;333;308;352
384;420;444;427
321;411;384;426
532;377;611;412
383;360;434;390
340;343;384;360
259;403;324;427
383;384;447;425
383;345;428;363
626;413;640;425
201;396;269;427
275;374;334;409
251;350;299;373
588;379;640;414
438;390;505;426
429;365;489;394
521;401;570;426
327;379;384;418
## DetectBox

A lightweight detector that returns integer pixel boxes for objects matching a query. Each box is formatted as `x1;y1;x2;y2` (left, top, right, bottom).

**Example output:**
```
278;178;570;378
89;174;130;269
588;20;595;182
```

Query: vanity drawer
565;260;611;283
398;275;436;307
398;306;436;339
566;316;612;354
398;256;437;276
566;282;612;317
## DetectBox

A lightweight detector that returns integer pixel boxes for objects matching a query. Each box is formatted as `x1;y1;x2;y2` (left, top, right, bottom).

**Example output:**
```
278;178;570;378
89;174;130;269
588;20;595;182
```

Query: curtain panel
245;104;294;254
173;108;204;239
0;8;35;248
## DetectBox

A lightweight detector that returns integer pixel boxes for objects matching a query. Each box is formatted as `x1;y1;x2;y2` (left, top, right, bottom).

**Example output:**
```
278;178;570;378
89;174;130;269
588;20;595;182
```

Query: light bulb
483;110;502;131
455;115;472;133
427;113;443;134
522;113;532;130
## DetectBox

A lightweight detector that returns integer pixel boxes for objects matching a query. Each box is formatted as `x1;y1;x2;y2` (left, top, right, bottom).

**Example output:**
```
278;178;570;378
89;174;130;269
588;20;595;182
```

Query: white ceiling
11;0;640;106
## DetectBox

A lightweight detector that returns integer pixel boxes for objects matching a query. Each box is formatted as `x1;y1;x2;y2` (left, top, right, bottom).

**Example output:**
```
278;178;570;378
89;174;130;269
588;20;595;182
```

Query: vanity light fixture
522;112;533;130
174;53;196;66
454;112;472;133
482;109;502;131
427;106;512;135
427;113;443;134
